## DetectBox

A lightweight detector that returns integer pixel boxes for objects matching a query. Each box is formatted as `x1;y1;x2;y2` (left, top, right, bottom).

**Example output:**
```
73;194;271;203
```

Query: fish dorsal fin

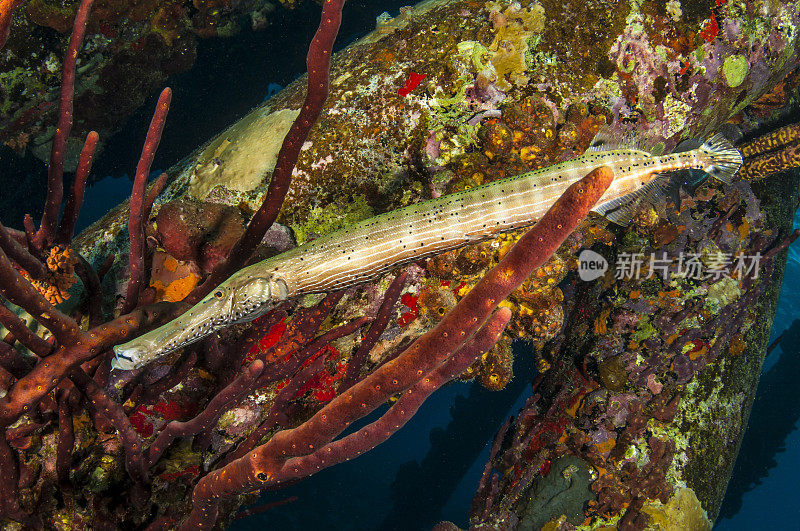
672;137;703;153
592;174;673;226
586;125;652;153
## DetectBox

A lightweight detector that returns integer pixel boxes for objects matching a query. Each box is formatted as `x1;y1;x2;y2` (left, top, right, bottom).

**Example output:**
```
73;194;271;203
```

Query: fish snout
111;345;141;371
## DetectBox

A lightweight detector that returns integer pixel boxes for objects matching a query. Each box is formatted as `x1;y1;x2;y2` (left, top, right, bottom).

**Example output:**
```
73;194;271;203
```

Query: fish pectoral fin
662;168;710;201
592;175;673;226
592;194;642;226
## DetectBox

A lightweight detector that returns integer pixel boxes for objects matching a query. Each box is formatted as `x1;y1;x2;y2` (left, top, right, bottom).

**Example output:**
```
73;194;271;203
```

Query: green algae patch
722;55;748;88
292;195;374;245
631;316;657;343
704;277;741;315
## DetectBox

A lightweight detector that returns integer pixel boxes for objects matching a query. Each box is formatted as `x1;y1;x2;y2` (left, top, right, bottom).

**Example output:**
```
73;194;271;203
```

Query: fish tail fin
699;133;742;183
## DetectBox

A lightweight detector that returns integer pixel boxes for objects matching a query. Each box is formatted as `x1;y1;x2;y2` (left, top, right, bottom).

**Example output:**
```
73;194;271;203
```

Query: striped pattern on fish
111;133;742;370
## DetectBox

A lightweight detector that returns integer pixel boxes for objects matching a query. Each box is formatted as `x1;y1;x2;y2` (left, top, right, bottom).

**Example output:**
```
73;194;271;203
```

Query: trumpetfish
111;131;742;370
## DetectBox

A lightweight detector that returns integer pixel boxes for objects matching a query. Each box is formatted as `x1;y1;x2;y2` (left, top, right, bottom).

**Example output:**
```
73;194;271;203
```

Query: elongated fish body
111;134;741;370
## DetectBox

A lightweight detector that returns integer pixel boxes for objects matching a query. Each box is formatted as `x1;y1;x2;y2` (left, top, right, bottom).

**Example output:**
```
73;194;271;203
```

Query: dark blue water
714;206;800;530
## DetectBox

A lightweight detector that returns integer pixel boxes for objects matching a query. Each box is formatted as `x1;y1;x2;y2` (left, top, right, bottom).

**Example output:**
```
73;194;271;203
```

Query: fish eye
213;289;224;299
